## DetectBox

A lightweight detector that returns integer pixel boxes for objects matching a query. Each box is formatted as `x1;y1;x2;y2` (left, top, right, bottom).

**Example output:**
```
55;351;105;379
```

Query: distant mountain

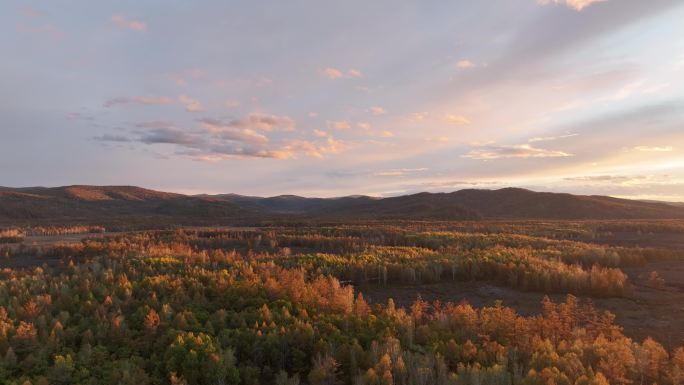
211;187;684;220
640;199;684;208
0;185;257;227
2;185;684;226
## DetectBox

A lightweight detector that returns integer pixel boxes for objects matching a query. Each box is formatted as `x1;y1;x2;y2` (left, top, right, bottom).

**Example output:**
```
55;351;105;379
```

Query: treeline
270;246;629;297
23;226;106;236
0;251;682;385
0;229;636;297
0;230;23;244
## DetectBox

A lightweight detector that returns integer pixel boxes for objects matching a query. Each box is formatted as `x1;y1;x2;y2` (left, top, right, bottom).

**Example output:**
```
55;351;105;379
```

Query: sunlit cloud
528;133;578;142
564;175;641;183
425;136;449;143
357;122;371;130
444;114;471;125
347;69;363;78
322;67;343;79
328;120;352;130
537;0;607;11
170;69;205;86
201;113;296;132
6;0;684;199
178;95;202;112
464;143;573;160
95;112;347;161
372;168;428;177
633;146;674;152
370;106;387;116
411;112;428;121
282;137;348;159
321;67;362;79
456;60;476;69
111;15;147;32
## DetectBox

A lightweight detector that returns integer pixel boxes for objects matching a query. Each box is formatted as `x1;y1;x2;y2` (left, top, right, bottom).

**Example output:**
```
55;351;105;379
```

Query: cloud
357;122;371;130
562;175;679;190
370;106;387;116
321;67;363;79
139;128;205;146
564;175;637;183
93;134;131;143
528;133;578;142
111;15;147;32
281;137;347;159
347;69;363;78
379;130;394;138
104;96;173;107
537;0;606;11
372;168;428;177
632;146;674;152
463;143;573;160
308;112;319;118
456;60;476;69
126;112;349;161
328;120;352;130
135;121;175;129
313;129;329;138
444;114;471;125
199;119;269;144
411;112;428;121
170;68;205;86
65;112;95;121
322;67;343;79
203;113;295;132
178;95;202;112
425;136;449;143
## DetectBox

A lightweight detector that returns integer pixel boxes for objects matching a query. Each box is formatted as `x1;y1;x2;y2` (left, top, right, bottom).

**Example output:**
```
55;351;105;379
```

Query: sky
2;0;684;200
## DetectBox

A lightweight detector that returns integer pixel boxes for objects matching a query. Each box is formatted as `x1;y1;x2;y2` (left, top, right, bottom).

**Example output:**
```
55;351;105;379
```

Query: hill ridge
2;185;684;225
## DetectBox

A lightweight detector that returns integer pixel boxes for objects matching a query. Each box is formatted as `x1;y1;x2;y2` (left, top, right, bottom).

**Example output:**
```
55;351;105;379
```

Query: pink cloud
112;15;147;32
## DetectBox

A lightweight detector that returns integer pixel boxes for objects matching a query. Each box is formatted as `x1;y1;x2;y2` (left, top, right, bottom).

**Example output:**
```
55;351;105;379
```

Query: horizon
2;1;684;200
3;183;683;203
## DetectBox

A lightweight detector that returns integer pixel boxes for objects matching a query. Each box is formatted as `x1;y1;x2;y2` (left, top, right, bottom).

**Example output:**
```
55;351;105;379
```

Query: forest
0;221;683;385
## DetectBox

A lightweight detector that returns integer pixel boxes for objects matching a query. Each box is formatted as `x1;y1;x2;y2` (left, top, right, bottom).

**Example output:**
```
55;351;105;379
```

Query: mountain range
1;185;683;227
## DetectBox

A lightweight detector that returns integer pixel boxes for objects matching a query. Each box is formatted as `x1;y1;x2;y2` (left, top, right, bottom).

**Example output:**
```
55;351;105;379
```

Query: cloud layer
3;0;684;199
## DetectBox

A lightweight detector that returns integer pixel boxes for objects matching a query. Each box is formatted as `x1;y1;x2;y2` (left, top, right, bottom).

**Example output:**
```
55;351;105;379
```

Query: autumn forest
1;219;683;385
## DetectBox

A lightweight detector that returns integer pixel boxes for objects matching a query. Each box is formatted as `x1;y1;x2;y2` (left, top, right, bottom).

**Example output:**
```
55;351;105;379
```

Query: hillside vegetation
2;186;684;226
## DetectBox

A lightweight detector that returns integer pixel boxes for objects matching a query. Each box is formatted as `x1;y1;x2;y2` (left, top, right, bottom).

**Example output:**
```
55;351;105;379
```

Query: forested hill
1;185;684;225
211;187;684;220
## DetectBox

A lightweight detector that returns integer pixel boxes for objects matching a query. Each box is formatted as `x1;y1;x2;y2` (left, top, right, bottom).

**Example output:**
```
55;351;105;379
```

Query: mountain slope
2;185;684;225
210;188;684;220
444;188;684;219
0;185;258;226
